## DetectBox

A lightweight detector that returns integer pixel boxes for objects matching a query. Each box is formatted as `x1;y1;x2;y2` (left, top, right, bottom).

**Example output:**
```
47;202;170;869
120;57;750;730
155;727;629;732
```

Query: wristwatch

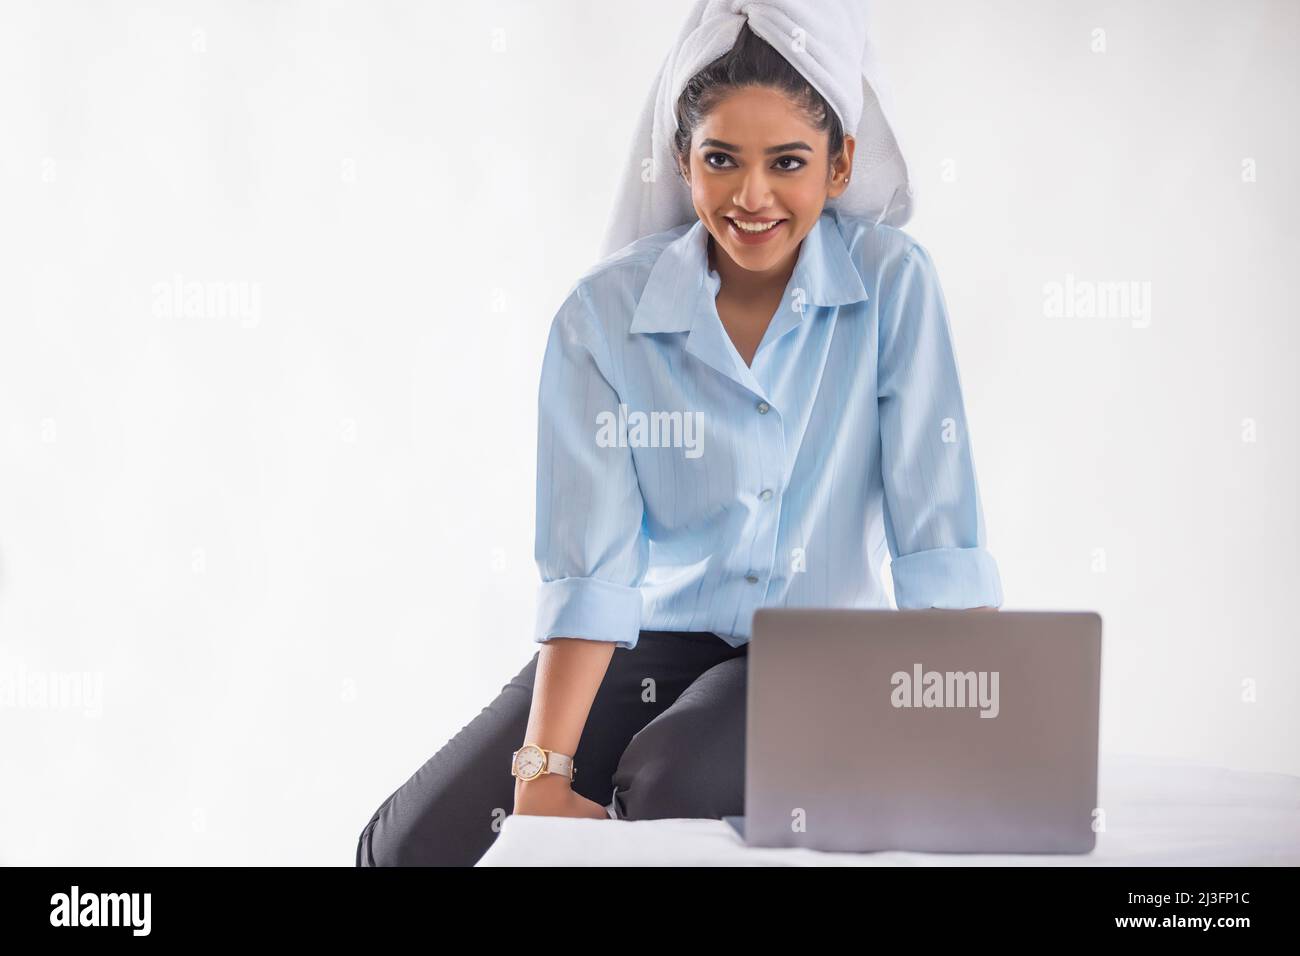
510;742;576;783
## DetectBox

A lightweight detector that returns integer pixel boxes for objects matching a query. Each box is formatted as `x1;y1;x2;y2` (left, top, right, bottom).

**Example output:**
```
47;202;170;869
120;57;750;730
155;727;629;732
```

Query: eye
702;152;806;172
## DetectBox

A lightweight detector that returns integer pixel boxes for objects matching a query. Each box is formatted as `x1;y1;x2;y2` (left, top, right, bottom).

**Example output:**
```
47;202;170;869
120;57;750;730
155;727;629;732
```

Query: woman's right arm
518;286;650;817
512;638;615;817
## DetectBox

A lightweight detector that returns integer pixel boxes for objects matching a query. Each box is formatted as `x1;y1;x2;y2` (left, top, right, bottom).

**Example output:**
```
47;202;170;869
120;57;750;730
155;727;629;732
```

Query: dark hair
671;22;845;179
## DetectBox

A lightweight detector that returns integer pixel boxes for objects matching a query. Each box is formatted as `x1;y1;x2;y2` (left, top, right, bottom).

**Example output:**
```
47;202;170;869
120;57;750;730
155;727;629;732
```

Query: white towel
600;0;913;258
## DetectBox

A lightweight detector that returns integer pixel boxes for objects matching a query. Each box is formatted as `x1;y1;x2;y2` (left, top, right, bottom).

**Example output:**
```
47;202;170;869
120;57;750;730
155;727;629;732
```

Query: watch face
515;745;545;780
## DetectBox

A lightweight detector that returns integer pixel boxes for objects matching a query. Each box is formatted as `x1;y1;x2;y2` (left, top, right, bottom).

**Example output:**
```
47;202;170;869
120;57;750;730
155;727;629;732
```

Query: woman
356;13;1002;867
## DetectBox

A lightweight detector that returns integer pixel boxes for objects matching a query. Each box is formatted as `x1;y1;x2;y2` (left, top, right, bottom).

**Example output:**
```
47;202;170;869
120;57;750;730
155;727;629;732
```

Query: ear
828;133;856;198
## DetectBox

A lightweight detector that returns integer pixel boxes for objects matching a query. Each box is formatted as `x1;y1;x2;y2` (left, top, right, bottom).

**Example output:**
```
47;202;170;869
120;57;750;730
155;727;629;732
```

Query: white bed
477;752;1300;866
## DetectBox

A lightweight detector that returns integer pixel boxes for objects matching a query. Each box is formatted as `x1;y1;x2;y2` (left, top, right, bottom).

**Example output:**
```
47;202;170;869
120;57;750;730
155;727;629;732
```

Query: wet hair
671;22;845;180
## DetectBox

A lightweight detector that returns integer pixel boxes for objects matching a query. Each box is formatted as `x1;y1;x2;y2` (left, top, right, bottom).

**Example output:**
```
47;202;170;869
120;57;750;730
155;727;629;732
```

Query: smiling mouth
726;216;786;234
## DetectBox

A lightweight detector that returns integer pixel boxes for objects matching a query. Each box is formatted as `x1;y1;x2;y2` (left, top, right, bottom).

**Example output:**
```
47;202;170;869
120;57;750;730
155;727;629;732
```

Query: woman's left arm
876;241;1004;611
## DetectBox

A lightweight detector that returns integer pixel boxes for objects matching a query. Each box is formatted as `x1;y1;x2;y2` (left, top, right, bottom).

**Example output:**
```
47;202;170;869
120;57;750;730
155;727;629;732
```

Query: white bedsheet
476;753;1300;866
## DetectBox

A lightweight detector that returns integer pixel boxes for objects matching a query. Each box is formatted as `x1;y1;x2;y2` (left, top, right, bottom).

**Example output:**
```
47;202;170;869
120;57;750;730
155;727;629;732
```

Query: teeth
730;218;781;233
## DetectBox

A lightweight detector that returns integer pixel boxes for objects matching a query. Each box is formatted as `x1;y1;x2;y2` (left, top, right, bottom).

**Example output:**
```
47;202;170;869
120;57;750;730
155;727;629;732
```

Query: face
514;745;545;779
677;85;854;278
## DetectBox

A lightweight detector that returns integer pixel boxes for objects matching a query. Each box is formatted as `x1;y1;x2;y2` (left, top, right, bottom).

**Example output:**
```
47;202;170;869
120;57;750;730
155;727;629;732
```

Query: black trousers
355;630;749;866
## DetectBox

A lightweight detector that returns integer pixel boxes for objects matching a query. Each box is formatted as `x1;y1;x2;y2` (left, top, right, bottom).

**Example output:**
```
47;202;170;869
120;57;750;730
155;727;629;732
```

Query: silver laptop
723;608;1102;854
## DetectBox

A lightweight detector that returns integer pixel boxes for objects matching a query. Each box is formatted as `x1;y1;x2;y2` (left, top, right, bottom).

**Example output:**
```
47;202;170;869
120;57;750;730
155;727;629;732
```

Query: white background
1;0;1295;865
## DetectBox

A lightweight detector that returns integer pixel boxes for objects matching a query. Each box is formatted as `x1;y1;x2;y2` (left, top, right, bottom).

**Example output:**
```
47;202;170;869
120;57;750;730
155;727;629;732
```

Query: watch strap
544;750;575;781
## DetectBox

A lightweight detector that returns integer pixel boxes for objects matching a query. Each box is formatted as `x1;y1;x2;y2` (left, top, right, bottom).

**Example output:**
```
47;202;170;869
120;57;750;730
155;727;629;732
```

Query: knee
355;803;411;867
614;735;741;822
355;805;426;867
355;816;378;867
615;756;688;821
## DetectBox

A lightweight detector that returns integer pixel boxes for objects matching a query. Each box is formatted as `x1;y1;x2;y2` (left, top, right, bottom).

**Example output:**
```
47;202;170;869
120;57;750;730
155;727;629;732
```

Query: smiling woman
357;1;1002;868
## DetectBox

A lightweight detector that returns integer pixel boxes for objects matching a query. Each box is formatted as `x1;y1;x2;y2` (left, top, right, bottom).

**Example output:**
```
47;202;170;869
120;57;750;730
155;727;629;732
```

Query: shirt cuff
534;576;644;650
890;546;1004;610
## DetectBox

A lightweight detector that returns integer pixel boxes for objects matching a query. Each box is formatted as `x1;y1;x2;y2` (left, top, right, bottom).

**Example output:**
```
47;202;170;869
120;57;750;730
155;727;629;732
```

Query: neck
708;235;799;298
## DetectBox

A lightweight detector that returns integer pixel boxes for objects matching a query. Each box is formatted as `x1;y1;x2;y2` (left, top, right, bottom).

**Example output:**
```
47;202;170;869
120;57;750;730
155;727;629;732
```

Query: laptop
723;608;1102;854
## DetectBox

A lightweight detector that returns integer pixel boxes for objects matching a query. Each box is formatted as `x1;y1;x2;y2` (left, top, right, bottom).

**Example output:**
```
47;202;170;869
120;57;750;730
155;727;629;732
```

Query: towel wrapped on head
601;0;913;258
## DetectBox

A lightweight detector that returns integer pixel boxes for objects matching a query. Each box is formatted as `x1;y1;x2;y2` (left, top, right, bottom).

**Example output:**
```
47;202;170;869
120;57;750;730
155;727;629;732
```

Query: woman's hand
513;774;609;819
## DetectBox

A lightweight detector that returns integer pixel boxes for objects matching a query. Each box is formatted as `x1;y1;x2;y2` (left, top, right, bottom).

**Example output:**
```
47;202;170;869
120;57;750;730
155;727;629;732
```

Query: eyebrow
698;138;814;154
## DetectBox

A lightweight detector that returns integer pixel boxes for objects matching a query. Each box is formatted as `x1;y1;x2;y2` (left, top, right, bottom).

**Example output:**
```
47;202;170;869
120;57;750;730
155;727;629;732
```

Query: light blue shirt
534;207;1003;651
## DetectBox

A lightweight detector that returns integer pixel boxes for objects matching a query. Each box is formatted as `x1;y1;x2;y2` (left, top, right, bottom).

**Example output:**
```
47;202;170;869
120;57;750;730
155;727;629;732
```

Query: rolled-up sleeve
533;285;648;650
876;242;1004;609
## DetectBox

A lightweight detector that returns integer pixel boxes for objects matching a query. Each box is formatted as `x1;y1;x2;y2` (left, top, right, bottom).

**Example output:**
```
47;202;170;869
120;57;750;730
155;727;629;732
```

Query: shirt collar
629;209;869;335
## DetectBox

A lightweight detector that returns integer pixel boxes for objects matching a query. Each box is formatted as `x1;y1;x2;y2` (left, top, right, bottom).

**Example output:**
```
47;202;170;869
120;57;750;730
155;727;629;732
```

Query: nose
732;166;774;212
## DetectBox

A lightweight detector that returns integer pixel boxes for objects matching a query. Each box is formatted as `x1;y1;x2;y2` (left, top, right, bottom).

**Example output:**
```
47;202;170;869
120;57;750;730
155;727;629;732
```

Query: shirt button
759;488;773;501
756;401;770;414
745;573;760;584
